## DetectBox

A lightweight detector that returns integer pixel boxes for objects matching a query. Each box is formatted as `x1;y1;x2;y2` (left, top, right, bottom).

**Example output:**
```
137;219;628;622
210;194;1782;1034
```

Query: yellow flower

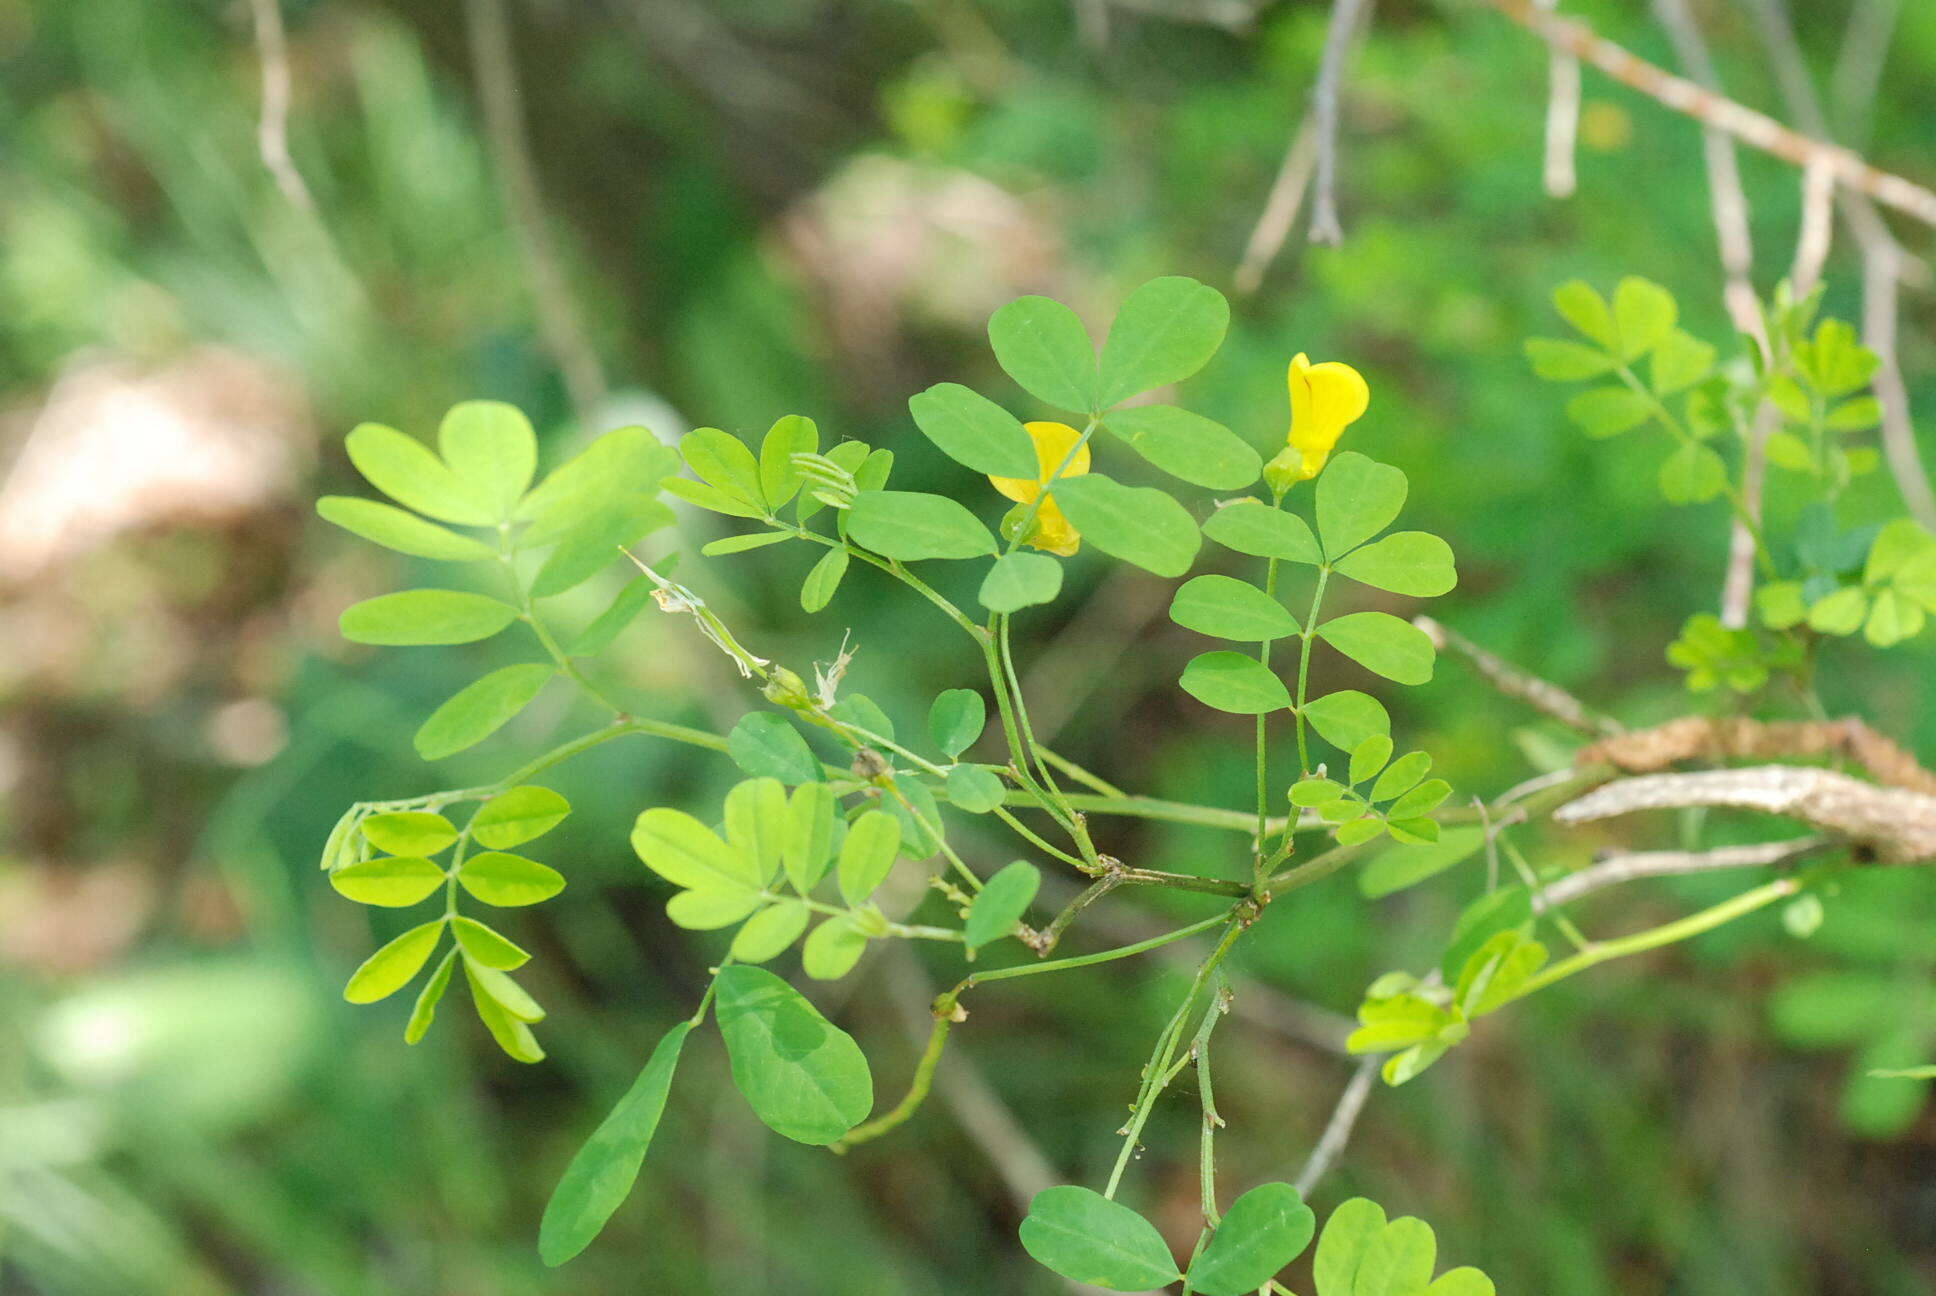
989;421;1090;556
1284;352;1370;483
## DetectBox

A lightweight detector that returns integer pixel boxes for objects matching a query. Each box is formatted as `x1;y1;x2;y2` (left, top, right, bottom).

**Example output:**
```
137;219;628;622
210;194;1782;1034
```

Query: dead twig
1414;615;1623;737
1293;1057;1378;1196
1576;715;1936;796
1536;0;1579;198
1539;836;1829;908
1308;0;1375;245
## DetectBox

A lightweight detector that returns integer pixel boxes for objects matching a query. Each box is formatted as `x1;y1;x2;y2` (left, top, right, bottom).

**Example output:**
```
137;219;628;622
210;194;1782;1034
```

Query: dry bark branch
1309;0;1375;244
1577;715;1936;796
1539;836;1828;907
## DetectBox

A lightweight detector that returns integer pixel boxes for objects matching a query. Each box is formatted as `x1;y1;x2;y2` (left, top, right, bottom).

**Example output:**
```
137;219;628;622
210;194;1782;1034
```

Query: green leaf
728;713;820;785
714;965;873;1144
1051;473;1201;576
339;589;520;646
1170;575;1299;640
1335;818;1387;846
345;422;495;526
317;497;496;562
330;856;446;907
758;415;818;509
665;477;764;519
1370;750;1432;802
1827;396;1882;431
1864;587;1925;646
838;811;902;906
631;808;761;890
405;949;456;1044
800;546;849;613
907;383;1039;477
539;1021;692;1266
1019;1186;1181;1291
467;962;545;1022
531;496;674;598
945;764;1007;813
1756;580;1808;629
1316;453;1407;558
847;490;997;560
414;663;553;760
730;901;812;964
965;861;1040;952
362;811;458;856
1566;387;1652;438
929;689;986;757
989;295;1098;412
1187;1182;1316;1296
439;401;537;520
1808;585;1868;635
1657;442;1727;504
473;786;572;851
1203;500;1322;563
1104;406;1261;489
724;778;788;887
802;914;869;980
1386;778;1450;821
1334;532;1456;597
1301;691;1391;753
1612;277;1677;360
1427;1268;1496;1296
1523;337;1614;382
1349;735;1392;785
467;961;545;1062
1317;612;1435;685
782;783;839;893
520;427;675;539
458;852;567;907
666;887;765;930
570;577;655;656
1096;276;1229;407
979;551;1063;612
1650;329;1715;395
344;919;446;1003
1312;1197;1387;1296
679;428;765;513
1180;651;1291;714
1356;1215;1437;1296
452;915;530;969
1552;280;1617;349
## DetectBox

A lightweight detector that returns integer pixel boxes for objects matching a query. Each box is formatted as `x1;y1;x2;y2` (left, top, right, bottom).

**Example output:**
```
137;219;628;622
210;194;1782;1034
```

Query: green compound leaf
728;713;820;785
468;962;544;1022
1523;337;1614;382
1566;386;1652;438
1170;574;1299;641
714;965;873;1145
1551;280;1618;351
344;919;446;1004
1612;276;1677;361
979;551;1063;612
458;852;567;907
1658;442;1728;504
530;496;674;598
1358;826;1486;899
1356;1215;1438;1296
520;426;674;538
1370;750;1432;803
467;963;545;1063
1203;500;1322;563
847;490;997;561
1315;453;1407;559
1180;650;1292;714
1807;585;1868;636
1650;329;1716;396
539;1020;692;1267
1334;532;1457;597
1019;1186;1181;1291
439;400;537;521
908;382;1040;478
989;294;1098;413
405;949;456;1044
1187;1182;1316;1296
1313;1197;1387;1296
929;688;986;758
345;422;496;526
1300;691;1391;754
1104;405;1260;490
945;764;1007;814
1427;1268;1497;1296
362;811;458;856
782;783;840;893
473;786;572;851
758;415;818;510
802;914;869;980
414;663;554;761
1316;612;1436;685
1096;275;1230;408
965;861;1041;952
800;545;850;613
631;808;761;891
837;811;903;906
317;496;495;562
730;901;812;964
340;589;520;646
452;915;531;969
330;856;446;907
724;777;788;887
679;428;765;513
1051;473;1200;576
665;887;764;930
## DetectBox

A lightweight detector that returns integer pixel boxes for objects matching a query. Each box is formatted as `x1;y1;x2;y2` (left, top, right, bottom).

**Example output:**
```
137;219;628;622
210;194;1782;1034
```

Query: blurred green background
2;0;1933;1291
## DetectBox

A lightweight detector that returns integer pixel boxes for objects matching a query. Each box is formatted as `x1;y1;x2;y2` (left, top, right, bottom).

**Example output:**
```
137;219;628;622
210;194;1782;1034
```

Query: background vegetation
2;0;1932;1291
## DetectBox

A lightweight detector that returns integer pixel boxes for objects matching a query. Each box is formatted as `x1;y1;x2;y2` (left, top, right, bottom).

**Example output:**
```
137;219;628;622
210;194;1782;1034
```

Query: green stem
937;911;1232;1010
831;1009;956;1151
1256;554;1282;883
1294;565;1331;776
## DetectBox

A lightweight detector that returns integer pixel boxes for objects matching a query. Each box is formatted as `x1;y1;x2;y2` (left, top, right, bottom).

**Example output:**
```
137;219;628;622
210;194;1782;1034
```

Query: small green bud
762;666;812;709
850;904;890;939
1262;446;1303;497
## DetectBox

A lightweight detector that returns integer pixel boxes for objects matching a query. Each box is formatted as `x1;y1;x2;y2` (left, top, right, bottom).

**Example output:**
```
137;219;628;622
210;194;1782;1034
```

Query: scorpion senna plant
315;271;1922;1292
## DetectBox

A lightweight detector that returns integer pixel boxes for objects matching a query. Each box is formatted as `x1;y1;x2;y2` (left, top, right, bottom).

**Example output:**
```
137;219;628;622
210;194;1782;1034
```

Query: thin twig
1831;0;1901;147
1539;836;1828;908
247;0;318;217
1414;615;1623;737
463;0;609;426
1293;1057;1378;1196
1536;0;1579;198
1308;0;1375;245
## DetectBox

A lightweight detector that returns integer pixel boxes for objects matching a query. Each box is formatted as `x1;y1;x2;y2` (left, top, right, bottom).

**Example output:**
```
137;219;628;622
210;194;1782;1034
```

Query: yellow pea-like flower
988;421;1091;556
1283;352;1370;483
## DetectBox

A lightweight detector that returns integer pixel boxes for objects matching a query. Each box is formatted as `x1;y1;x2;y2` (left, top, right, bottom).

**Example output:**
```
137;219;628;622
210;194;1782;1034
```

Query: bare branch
1415;615;1623;737
1293;1057;1378;1196
1536;0;1579;198
1308;0;1375;245
1577;715;1936;795
1831;0;1902;147
1539;836;1828;908
247;0;318;217
1476;0;1936;229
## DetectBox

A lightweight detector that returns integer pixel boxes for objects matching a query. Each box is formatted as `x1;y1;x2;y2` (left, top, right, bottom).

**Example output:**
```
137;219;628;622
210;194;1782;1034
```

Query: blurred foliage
2;0;1934;1292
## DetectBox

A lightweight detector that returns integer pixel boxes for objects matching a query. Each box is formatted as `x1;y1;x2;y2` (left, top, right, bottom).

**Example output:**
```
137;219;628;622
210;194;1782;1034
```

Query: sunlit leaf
1096;276;1229;407
317;497;496;562
1105;405;1260;489
452;915;530;969
362;811;458;856
730;901;812;964
458;851;567;907
340;589;520;646
989;295;1098;412
345;422;495;526
1170;574;1298;641
344;919;446;1004
473;786;572;851
414;663;553;760
965;861;1040;952
1051;473;1200;576
1180;651;1291;714
1316;612;1435;685
330;855;446;907
439;400;537;520
838;811;902;906
631;808;761;891
1019;1186;1181;1291
714;965;872;1144
908;383;1040;477
847;490;998;560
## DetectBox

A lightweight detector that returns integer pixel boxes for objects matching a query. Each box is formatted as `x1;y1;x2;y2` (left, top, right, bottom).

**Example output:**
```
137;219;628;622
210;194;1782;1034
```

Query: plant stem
937;911;1233;1011
830;1008;956;1151
1294;565;1332;775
